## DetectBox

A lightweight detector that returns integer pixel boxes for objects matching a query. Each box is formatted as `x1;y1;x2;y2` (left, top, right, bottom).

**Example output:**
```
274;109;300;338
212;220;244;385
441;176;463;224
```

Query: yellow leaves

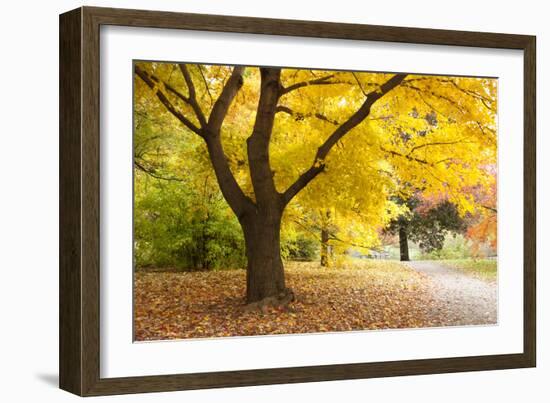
136;61;498;241
150;80;166;97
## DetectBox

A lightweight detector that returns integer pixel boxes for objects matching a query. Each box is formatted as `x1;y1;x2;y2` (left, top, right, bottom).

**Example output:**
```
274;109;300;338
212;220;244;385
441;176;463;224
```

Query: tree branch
282;73;408;205
200;66;254;218
405;77;496;111
352;72;368;97
277;105;391;126
134;65;203;136
198;65;214;104
137;64;252;218
292;216;375;250
402;82;466;113
276;105;341;126
134;160;184;182
280;74;336;95
380;146;431;165
204;135;254;219
328;233;376;250
207;66;245;135
178;64;207;127
408;140;472;154
247;67;282;205
482;205;497;213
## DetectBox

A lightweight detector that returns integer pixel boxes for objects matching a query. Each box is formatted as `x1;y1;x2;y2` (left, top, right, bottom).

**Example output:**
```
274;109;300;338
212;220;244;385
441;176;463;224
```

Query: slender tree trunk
241;210;291;303
399;224;410;261
320;209;331;267
320;228;330;267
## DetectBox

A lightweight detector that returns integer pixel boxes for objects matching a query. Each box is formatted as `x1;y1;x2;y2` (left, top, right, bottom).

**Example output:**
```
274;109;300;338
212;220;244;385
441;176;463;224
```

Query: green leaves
134;169;246;270
385;196;466;254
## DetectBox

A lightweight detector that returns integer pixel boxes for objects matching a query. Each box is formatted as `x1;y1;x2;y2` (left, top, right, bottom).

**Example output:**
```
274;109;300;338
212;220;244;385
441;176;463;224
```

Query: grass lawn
437;258;497;282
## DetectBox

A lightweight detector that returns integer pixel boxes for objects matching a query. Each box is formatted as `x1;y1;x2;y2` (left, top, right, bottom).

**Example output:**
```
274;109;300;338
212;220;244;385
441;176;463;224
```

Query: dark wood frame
60;6;536;396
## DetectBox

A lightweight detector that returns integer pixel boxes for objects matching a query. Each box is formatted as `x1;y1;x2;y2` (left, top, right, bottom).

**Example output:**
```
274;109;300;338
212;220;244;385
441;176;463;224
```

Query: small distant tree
385;197;466;261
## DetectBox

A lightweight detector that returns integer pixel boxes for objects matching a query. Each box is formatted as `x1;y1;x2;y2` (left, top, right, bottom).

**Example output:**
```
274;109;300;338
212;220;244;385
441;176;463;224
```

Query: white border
100;25;524;378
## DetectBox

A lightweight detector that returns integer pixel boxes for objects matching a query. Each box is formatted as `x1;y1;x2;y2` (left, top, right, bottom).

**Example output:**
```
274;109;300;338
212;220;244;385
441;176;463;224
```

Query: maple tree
465;174;497;255
134;62;497;306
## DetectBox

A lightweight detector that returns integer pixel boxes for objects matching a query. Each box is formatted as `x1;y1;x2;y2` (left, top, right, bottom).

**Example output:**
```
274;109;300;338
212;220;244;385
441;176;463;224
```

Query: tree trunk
241;211;291;304
399;224;410;261
320;209;332;267
320;228;330;267
238;67;295;307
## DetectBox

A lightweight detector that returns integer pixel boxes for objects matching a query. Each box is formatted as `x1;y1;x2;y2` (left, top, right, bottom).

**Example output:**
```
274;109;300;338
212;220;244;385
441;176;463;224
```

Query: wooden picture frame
59;6;536;396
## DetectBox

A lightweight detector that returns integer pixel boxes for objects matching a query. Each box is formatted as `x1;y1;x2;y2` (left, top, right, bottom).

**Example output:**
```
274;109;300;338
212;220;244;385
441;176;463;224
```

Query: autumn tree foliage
134;62;497;305
385;196;466;261
465;173;497;255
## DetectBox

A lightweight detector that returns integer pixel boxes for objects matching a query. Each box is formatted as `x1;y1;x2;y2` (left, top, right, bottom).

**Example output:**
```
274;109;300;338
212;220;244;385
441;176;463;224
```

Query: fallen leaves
135;261;444;341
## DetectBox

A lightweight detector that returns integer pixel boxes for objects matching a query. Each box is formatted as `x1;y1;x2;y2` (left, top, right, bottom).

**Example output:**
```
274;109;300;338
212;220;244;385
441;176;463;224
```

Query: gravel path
405;261;497;326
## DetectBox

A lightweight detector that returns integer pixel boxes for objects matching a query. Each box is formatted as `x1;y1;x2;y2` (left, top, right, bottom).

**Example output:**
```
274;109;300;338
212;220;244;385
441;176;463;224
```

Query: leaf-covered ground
133;260;465;341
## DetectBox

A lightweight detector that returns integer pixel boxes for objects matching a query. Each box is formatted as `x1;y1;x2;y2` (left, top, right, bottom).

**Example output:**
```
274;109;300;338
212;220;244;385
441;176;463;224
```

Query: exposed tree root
242;288;295;313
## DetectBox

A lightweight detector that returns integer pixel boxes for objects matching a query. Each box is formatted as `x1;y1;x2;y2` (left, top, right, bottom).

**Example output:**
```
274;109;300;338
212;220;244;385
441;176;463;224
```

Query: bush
134;175;247;270
283;235;319;261
418;233;472;260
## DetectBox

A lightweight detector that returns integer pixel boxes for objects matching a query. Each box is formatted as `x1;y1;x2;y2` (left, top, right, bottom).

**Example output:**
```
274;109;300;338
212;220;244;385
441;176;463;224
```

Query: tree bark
239;67;294;305
240;211;291;304
399;224;410;261
320;228;330;267
320;209;332;267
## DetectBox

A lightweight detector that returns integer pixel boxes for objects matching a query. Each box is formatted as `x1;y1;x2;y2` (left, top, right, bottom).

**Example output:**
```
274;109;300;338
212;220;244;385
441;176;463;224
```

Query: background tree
465;172;497;256
287;206;392;267
385;196;466;261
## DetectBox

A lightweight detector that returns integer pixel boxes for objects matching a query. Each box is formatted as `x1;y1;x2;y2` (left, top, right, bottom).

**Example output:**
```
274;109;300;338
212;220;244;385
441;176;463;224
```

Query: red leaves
134;261;441;341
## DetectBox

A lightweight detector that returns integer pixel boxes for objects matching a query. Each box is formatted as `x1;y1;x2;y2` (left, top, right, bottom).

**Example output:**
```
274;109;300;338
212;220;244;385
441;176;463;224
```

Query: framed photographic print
59;6;536;396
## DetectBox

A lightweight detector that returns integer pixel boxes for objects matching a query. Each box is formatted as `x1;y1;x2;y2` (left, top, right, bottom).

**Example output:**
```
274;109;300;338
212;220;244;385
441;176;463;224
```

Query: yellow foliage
134;62;497;251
